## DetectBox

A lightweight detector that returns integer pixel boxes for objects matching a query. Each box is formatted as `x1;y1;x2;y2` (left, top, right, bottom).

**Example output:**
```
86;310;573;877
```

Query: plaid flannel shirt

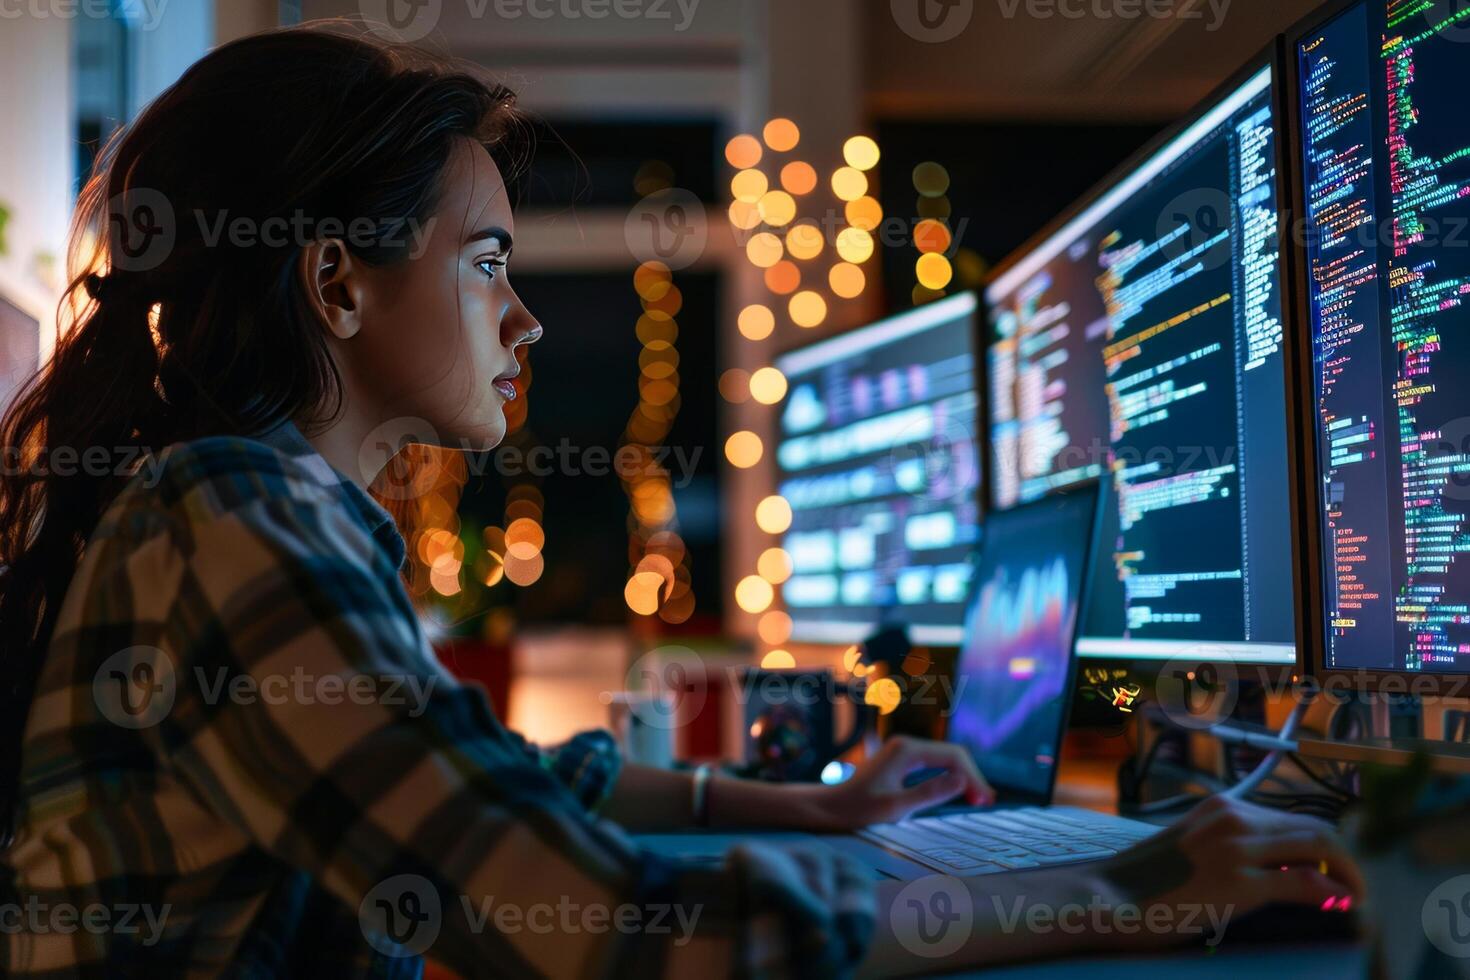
2;423;875;977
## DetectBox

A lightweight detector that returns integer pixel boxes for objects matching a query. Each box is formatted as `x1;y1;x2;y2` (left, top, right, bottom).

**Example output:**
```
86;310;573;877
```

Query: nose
503;294;543;350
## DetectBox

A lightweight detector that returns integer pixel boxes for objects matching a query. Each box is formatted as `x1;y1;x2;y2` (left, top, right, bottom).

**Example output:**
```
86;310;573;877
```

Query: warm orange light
633;262;672;302
845;196;883;232
749;366;788;405
755;495;793;534
725;134;762;169
505;517;545;559
504;551;545;587
728;200;762;230
761;649;796;669
916;252;954;290
764;261;801;295
731;169;768;204
637;312;677;346
780;160;817;195
757;547;794;584
719;368;751;403
758;610;794;645
725;431;764;468
843;135;881;171
763;118;800;152
914;218;952;254
738;304;775;341
785;221;824;261
836;227;875;264
736;575;775;614
746;232;784;268
757;190;797;227
624;571;664;616
865;677;902;715
829;262;866;298
789;290;827;328
831;167;868;202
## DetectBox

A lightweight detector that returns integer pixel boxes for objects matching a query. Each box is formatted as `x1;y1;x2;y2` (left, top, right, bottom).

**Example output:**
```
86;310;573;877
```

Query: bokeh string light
721;121;888;664
621;250;697;625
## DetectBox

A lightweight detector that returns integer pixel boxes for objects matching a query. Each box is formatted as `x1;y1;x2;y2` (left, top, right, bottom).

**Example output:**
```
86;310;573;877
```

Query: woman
0;26;1361;978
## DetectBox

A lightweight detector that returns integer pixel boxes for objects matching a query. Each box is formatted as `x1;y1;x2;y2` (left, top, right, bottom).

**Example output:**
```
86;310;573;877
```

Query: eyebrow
465;226;513;252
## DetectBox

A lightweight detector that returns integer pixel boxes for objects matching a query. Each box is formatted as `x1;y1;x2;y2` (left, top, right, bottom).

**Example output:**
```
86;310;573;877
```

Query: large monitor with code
774;293;982;645
986;60;1298;665
1296;0;1470;677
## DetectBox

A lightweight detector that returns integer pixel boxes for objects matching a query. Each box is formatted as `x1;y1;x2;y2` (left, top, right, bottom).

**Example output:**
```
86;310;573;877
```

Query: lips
493;378;518;401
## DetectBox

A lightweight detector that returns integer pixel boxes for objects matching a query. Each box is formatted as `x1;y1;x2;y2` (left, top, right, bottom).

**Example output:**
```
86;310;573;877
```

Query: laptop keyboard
858;806;1160;876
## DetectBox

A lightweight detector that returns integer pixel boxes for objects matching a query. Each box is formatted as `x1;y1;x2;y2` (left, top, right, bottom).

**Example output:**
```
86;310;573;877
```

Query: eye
476;257;507;281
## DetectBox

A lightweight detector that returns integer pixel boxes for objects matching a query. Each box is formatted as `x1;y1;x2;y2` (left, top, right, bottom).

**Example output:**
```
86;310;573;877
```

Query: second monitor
775;293;983;645
986;56;1298;665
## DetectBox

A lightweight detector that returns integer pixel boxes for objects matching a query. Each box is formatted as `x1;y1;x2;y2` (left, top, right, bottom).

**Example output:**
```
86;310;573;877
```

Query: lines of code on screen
988;68;1297;662
1301;0;1470;674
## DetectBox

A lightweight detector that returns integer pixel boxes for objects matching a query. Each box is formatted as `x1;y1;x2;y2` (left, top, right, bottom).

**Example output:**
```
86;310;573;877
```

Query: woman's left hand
789;735;995;832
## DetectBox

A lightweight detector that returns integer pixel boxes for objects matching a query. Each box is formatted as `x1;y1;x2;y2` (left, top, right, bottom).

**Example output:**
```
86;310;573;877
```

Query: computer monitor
948;483;1100;801
986;57;1299;666
774;292;982;646
1293;0;1470;681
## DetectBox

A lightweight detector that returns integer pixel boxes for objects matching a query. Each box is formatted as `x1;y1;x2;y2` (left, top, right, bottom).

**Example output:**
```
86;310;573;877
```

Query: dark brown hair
0;26;523;679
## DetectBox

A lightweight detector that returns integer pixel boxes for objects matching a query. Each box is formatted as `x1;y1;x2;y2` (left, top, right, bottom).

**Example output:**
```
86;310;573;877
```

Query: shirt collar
254;420;408;571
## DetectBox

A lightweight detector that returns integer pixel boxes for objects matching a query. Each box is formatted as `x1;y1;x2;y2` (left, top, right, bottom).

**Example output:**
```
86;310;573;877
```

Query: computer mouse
1217;901;1361;946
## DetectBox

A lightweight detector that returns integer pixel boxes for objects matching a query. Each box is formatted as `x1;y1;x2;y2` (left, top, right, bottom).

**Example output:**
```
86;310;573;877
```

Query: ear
300;239;365;341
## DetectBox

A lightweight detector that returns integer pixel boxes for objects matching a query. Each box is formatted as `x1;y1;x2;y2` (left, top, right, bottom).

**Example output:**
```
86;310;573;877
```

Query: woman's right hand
1090;794;1366;949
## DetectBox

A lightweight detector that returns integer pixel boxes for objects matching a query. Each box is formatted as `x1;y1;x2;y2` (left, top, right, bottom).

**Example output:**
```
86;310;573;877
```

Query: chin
449;415;508;453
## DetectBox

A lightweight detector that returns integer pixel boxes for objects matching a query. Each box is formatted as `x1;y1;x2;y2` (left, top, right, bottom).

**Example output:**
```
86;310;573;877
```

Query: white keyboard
858;805;1160;876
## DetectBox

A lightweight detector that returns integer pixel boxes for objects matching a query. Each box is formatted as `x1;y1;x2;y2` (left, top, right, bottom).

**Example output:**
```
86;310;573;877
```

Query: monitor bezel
770;291;987;652
980;40;1304;678
1283;0;1470;695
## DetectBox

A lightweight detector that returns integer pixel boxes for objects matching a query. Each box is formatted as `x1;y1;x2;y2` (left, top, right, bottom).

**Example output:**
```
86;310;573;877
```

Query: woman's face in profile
344;138;542;452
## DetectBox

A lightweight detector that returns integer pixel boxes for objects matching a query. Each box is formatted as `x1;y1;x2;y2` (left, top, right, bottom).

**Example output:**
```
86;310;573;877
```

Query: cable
1285;752;1358;801
1222;693;1313;800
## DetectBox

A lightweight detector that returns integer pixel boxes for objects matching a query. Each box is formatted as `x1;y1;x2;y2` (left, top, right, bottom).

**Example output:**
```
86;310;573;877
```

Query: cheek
363;260;483;404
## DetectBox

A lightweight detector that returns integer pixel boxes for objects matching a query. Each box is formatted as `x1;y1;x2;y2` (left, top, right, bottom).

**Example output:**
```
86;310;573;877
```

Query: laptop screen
947;485;1100;800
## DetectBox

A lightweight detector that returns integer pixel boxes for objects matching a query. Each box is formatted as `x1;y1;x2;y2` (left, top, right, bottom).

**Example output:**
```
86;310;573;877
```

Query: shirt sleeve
151;489;876;977
501;728;623;815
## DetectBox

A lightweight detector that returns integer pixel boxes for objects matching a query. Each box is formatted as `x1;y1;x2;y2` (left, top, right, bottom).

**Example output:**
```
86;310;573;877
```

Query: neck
300;407;385;491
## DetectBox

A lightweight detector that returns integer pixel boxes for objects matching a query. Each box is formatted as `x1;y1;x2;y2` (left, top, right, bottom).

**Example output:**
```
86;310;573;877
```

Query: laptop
823;483;1161;878
636;484;1158;880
